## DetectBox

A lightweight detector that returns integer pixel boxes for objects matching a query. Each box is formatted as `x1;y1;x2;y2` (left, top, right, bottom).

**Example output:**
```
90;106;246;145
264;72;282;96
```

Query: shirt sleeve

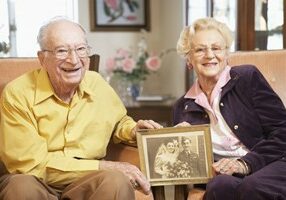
113;115;137;144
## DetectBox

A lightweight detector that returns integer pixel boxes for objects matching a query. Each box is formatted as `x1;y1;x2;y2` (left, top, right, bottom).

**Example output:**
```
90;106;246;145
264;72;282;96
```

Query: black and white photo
137;125;213;186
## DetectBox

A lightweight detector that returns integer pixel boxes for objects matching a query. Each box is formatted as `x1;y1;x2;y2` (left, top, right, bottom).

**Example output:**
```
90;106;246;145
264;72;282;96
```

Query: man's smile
61;67;81;72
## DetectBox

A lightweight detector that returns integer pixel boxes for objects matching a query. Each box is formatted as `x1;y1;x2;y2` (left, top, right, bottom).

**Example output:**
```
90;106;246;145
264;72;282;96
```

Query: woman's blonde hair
176;17;233;57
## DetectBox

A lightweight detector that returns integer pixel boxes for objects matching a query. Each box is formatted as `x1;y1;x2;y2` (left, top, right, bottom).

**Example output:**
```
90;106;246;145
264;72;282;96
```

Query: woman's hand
174;121;191;127
212;158;250;176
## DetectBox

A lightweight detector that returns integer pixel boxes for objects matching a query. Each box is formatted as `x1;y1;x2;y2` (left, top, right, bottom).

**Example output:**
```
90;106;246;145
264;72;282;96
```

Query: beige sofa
229;50;286;106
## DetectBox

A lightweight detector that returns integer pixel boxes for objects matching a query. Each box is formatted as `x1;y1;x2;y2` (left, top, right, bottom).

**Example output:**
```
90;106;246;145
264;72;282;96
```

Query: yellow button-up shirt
0;69;136;187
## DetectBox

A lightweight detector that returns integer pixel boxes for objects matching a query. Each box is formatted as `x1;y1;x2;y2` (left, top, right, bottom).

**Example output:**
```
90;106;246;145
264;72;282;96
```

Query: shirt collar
185;65;231;100
35;69;96;105
79;75;97;98
35;69;54;104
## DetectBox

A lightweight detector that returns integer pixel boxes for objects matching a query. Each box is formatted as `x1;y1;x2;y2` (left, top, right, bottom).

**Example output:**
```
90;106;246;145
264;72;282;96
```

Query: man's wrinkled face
38;21;90;93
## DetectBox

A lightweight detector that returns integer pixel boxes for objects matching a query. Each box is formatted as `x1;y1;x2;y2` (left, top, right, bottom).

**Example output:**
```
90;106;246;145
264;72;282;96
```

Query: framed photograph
90;0;150;31
136;125;213;186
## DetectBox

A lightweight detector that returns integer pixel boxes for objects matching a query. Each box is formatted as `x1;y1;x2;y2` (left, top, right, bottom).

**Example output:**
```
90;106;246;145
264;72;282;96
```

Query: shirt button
220;102;224;106
185;105;188;110
234;125;239;130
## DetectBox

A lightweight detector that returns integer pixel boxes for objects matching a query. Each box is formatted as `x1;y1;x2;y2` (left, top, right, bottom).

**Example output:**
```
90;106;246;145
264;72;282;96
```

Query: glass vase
111;77;143;107
124;80;143;106
127;81;143;100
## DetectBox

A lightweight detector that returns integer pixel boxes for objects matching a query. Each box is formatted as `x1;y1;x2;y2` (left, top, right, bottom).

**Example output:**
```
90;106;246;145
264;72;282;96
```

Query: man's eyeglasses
43;45;91;60
190;46;226;57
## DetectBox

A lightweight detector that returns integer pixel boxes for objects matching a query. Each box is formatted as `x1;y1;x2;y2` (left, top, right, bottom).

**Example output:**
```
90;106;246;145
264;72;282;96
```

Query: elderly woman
174;17;286;200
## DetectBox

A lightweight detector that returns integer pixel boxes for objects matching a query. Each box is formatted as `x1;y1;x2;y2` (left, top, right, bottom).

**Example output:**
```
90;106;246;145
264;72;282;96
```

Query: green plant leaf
103;2;111;16
131;1;139;9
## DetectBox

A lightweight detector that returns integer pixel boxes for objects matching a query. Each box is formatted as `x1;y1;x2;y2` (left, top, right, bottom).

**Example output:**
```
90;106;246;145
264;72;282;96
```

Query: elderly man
0;17;162;200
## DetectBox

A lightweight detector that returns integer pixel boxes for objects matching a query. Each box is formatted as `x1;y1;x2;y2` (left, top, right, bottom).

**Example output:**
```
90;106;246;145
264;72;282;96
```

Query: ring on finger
130;179;139;189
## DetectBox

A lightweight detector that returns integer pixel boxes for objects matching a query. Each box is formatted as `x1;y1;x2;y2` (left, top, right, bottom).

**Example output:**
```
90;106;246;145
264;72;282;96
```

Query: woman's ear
225;51;230;65
186;60;193;70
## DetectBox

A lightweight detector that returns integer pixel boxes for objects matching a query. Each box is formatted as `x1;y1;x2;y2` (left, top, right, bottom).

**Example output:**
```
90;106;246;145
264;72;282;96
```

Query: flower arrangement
105;37;174;84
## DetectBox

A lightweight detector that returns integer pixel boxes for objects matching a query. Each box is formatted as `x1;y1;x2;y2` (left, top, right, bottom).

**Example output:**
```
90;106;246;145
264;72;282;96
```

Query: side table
126;100;174;127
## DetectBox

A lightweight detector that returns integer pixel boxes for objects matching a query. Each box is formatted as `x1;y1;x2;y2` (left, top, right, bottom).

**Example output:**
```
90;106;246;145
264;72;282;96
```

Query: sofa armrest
105;142;140;168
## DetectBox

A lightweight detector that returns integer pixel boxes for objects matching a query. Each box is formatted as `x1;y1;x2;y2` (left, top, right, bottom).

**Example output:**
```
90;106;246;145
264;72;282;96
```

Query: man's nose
66;49;80;64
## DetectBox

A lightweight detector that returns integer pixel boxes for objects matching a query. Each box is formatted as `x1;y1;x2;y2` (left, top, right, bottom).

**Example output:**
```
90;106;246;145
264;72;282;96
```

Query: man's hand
212;158;250;176
99;160;151;195
131;119;163;139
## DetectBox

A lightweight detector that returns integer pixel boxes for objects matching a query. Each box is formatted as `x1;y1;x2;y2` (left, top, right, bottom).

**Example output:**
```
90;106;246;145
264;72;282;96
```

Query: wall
78;0;186;99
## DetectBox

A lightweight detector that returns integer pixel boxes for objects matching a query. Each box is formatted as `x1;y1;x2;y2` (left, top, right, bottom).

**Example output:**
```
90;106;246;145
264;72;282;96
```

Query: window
0;0;78;57
186;0;286;51
187;0;209;23
0;0;9;56
187;0;237;51
255;0;284;50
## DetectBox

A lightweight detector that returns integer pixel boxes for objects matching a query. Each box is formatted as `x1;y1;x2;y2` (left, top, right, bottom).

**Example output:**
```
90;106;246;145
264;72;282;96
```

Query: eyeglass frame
42;44;92;60
189;45;228;57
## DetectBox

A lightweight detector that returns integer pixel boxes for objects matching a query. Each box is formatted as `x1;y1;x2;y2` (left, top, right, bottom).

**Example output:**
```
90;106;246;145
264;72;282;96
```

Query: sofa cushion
229;50;286;106
0;58;41;94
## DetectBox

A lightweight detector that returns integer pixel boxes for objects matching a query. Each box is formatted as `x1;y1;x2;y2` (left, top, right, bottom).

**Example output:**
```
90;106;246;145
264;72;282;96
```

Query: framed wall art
90;0;150;31
136;125;213;186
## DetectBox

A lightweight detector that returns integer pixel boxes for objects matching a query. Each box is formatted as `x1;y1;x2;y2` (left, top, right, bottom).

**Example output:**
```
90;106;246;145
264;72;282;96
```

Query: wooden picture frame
89;0;150;31
136;125;213;186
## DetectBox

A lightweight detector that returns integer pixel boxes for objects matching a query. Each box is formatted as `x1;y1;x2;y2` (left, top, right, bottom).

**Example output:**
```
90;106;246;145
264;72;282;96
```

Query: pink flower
105;57;116;74
104;45;173;82
104;0;119;10
145;56;162;71
122;57;135;73
116;48;130;58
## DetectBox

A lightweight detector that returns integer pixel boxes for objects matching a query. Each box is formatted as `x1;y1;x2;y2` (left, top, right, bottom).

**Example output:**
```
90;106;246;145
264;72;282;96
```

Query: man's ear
37;51;45;68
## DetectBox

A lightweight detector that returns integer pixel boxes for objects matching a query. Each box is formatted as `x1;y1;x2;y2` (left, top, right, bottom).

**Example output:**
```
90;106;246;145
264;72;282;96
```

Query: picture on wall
90;0;150;31
136;125;214;186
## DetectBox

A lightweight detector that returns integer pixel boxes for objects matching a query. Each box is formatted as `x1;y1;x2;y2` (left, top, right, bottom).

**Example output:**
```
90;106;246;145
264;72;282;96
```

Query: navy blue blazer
173;65;286;173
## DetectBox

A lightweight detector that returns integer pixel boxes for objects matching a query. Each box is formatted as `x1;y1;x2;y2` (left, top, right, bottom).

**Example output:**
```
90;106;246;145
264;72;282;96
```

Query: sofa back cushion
229;50;286;106
0;58;41;95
